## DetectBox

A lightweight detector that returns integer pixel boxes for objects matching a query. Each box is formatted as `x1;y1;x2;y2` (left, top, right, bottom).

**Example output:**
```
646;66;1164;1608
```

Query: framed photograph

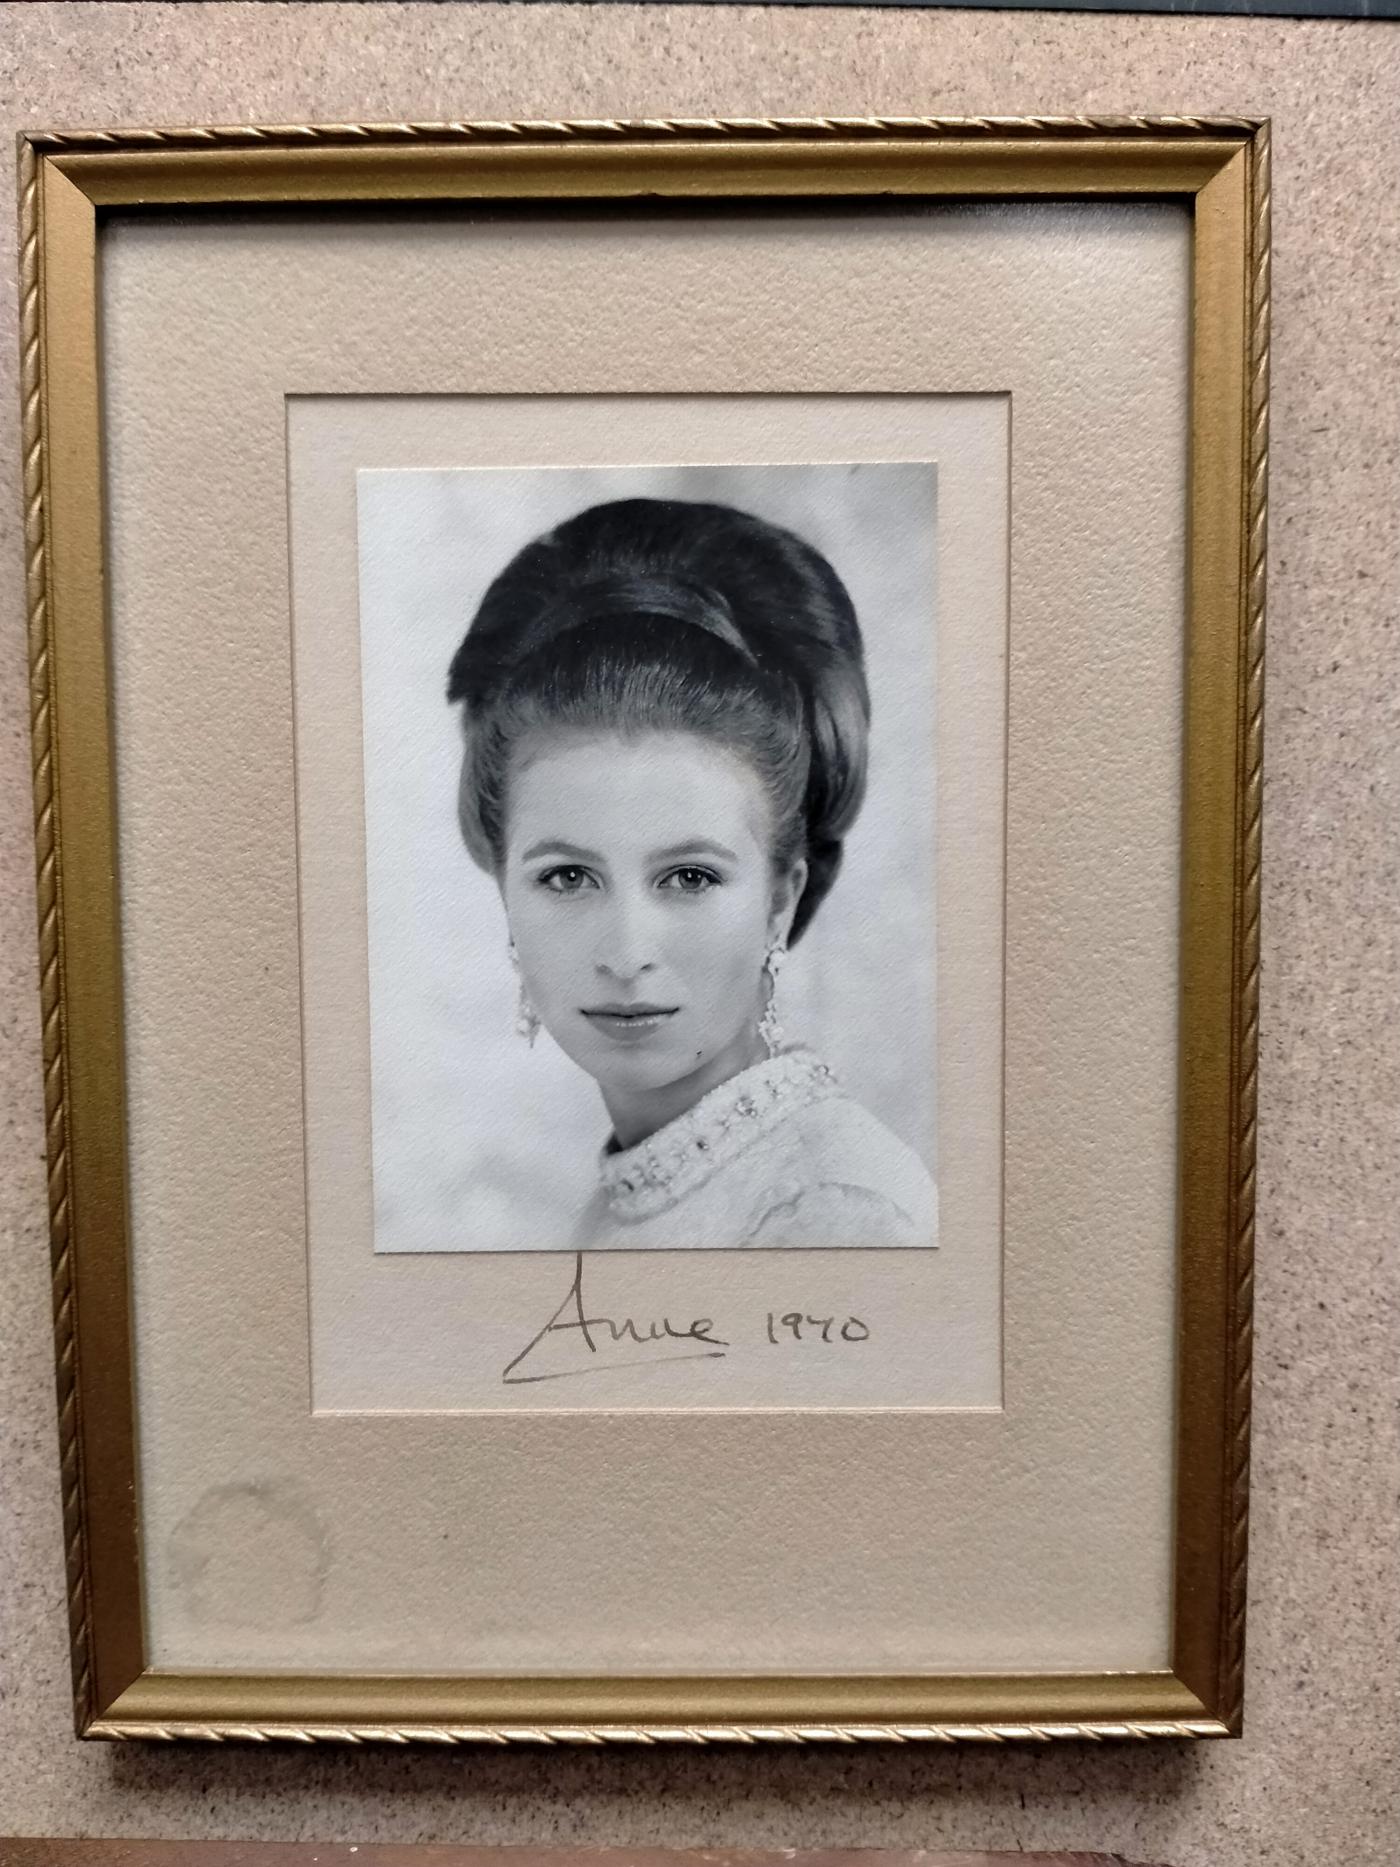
21;114;1266;1742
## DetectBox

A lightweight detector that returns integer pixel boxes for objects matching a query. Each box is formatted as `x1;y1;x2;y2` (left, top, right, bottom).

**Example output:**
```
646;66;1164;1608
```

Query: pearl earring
758;941;786;1059
508;940;541;1048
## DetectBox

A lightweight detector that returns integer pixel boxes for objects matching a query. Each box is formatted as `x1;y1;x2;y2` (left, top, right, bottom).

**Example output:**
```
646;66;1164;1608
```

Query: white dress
570;1046;938;1250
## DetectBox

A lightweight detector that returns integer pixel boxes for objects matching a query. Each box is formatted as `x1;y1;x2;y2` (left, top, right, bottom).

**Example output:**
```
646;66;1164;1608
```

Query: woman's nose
595;893;659;982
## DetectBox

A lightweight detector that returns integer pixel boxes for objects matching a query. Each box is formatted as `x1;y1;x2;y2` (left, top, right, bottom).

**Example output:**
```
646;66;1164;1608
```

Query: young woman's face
501;732;802;1097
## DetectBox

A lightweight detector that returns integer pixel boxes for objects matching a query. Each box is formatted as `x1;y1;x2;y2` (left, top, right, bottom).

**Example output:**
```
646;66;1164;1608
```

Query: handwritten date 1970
766;1311;870;1345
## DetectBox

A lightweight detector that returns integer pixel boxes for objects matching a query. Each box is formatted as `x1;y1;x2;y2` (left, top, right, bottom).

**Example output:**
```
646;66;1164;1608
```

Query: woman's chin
553;1022;705;1093
580;1046;691;1094
555;1024;769;1111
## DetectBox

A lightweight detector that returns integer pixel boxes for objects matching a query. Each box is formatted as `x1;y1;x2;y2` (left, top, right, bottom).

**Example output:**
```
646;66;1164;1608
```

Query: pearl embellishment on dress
598;1048;840;1221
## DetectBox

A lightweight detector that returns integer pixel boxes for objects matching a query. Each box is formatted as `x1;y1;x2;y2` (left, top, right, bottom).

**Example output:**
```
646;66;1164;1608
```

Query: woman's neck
601;1024;769;1151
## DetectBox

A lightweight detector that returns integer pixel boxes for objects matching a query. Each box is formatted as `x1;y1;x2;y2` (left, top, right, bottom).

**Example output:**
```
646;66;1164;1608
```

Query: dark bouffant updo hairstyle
446;497;870;945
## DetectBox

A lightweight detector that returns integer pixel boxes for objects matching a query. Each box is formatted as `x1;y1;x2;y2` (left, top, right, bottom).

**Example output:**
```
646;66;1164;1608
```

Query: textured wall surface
1;5;1396;1864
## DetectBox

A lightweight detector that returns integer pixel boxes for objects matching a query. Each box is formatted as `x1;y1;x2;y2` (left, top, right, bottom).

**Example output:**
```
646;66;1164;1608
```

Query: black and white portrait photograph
356;461;940;1255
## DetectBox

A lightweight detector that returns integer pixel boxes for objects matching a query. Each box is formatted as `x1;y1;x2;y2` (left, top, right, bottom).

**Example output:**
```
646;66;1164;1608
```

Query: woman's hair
446;497;870;944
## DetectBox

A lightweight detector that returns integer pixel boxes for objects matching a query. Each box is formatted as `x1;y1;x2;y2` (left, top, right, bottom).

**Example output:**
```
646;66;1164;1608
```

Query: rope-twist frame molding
26;113;1265;149
1220;114;1269;1738
21;133;94;1739
87;1720;1229;1746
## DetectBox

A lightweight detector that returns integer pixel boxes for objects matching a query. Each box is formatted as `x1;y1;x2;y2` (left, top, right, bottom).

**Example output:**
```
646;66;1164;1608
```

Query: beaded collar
597;1046;840;1220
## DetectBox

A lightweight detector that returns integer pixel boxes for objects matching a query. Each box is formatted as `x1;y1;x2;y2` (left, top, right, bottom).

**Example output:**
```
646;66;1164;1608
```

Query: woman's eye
539;866;598;894
660;867;720;894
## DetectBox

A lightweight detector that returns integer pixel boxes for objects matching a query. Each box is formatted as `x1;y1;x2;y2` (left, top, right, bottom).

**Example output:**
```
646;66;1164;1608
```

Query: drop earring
758;940;786;1059
508;939;541;1048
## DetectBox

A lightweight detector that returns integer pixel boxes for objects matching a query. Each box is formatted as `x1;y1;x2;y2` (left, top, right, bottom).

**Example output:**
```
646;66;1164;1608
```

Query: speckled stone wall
1;6;1396;1864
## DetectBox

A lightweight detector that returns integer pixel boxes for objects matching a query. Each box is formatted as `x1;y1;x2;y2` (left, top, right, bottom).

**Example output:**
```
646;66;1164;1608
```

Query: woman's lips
582;1007;679;1043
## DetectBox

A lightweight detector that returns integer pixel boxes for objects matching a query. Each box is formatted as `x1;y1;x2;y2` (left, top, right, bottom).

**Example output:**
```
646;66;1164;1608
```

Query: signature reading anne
447;496;937;1251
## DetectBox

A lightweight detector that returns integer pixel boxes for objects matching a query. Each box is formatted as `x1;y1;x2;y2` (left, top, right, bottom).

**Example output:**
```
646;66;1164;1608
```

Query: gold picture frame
21;115;1266;1744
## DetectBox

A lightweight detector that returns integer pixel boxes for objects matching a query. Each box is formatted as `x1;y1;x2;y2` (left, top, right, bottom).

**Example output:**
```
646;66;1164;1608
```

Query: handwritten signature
502;1252;868;1387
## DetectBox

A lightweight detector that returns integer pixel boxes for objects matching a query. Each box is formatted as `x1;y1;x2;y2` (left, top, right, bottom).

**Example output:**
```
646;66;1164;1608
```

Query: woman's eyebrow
521;839;602;863
650;840;739;863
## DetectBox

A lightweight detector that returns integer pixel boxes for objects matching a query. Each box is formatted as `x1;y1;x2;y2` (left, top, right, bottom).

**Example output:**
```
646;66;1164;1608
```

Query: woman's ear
770;857;809;946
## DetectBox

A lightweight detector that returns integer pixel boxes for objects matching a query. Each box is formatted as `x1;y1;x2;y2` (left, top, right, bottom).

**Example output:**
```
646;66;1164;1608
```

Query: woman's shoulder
738;1076;939;1249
